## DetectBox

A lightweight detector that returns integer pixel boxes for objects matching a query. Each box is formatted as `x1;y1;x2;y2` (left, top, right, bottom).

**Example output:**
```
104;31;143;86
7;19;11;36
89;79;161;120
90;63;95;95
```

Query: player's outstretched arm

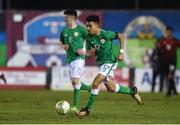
117;33;124;61
77;49;86;55
60;41;69;51
77;48;95;58
86;48;96;58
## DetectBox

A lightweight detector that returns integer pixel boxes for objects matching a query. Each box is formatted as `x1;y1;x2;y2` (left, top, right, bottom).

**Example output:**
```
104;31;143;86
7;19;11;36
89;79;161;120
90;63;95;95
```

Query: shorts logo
104;65;110;69
166;44;171;50
100;39;105;44
74;32;78;37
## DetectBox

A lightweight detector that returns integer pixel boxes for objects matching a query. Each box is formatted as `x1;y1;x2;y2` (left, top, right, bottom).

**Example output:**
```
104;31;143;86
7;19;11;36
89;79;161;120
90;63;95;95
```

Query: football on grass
55;100;70;115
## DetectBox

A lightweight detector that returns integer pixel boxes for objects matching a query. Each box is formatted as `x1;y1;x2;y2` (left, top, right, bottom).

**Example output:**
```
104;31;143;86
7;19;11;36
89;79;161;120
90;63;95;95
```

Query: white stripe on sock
115;84;120;92
91;89;99;95
74;82;81;89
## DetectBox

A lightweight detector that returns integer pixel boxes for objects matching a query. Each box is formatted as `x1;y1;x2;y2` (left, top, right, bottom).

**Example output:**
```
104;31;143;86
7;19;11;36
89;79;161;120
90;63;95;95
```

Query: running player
60;10;91;112
76;15;143;116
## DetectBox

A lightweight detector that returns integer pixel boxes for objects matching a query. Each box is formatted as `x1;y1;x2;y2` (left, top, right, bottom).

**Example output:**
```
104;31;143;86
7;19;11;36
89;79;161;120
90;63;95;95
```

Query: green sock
85;94;97;109
80;82;91;92
117;85;132;95
73;89;80;108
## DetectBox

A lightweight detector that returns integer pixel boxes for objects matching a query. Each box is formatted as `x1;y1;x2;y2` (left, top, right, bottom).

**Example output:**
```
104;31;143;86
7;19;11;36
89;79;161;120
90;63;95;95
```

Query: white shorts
99;62;118;79
68;59;85;79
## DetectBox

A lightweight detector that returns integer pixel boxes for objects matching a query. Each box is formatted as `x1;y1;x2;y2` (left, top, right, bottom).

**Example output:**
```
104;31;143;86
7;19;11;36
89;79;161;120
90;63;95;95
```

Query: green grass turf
0;90;180;124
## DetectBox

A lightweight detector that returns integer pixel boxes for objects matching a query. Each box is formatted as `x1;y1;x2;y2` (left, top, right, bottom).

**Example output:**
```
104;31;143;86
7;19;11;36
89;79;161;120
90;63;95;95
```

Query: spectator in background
142;48;153;68
137;22;155;39
150;44;164;93
0;74;6;84
158;26;180;96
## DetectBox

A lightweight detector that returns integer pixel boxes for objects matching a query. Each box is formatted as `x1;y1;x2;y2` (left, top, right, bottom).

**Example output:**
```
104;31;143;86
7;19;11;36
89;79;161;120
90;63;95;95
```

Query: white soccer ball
55;100;70;115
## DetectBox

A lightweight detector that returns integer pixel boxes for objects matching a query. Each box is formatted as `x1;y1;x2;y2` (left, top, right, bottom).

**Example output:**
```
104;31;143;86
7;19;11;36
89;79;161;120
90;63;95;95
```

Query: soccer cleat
70;106;78;112
75;107;90;117
0;74;7;84
131;87;143;105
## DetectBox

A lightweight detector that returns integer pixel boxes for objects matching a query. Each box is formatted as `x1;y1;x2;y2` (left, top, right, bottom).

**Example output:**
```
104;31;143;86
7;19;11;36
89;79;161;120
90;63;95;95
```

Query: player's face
86;22;99;35
64;15;75;25
165;29;173;38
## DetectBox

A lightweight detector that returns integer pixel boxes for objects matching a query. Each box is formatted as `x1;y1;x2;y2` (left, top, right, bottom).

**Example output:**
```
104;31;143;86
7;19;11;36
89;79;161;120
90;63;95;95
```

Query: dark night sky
1;0;180;10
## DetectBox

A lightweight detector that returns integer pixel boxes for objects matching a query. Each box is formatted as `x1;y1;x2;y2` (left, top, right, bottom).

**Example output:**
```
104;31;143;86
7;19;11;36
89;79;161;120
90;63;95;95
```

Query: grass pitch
0;90;180;124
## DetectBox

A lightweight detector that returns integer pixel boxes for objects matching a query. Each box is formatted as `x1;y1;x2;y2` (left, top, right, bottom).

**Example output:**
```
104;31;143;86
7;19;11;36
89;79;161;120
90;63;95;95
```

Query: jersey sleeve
81;27;88;39
105;30;118;40
86;38;91;51
60;31;64;43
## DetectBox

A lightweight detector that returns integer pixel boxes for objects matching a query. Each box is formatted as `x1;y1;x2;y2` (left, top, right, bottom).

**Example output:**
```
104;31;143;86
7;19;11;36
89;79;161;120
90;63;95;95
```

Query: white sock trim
74;82;81;89
91;89;99;95
115;84;120;92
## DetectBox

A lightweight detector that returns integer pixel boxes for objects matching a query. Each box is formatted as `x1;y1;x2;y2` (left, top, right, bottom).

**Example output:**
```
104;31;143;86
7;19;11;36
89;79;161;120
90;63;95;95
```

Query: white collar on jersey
95;29;101;36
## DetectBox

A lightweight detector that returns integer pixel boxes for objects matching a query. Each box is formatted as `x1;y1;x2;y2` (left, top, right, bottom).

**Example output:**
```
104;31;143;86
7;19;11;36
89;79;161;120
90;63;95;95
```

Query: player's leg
71;78;81;111
76;73;105;116
69;59;90;111
104;78;143;105
72;59;91;92
102;63;143;105
76;63;117;116
104;77;132;94
167;63;178;96
101;63;131;94
159;70;164;93
80;82;91;92
151;70;158;93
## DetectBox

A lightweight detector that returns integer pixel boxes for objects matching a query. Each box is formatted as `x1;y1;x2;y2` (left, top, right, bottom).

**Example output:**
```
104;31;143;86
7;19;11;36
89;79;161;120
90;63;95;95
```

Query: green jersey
60;25;88;64
86;29;118;66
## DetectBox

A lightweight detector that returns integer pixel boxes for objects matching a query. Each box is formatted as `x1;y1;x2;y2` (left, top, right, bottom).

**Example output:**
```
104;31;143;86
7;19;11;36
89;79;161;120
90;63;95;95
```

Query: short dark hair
166;26;173;31
64;9;77;17
86;15;100;24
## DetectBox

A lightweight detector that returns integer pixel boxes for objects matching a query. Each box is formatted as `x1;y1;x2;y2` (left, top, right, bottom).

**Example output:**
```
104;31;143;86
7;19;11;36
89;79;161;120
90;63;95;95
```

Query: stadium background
0;0;180;124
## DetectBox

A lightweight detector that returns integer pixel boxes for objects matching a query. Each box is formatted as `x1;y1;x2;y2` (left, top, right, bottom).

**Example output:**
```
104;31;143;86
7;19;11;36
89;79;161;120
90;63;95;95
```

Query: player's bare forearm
85;52;94;58
117;33;124;61
118;33;124;50
77;48;95;58
77;49;86;55
85;48;96;58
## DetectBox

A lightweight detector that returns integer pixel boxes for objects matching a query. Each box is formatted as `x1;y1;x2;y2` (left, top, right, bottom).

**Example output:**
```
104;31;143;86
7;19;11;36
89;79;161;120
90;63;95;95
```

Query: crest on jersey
100;39;105;44
64;34;68;37
74;32;78;37
166;44;171;50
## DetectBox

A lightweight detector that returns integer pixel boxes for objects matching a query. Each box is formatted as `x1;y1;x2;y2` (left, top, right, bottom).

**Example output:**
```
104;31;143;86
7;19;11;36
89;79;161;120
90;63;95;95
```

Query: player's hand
77;49;86;55
89;48;96;56
61;44;69;51
168;73;173;79
117;53;124;61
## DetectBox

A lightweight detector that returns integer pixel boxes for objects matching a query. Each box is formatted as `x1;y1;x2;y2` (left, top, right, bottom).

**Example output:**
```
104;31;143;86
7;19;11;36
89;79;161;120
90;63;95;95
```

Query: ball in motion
55;100;70;115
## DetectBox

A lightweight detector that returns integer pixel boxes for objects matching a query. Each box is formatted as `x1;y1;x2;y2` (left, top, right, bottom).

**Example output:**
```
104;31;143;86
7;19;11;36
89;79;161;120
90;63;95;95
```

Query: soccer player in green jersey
59;10;91;112
76;15;143;116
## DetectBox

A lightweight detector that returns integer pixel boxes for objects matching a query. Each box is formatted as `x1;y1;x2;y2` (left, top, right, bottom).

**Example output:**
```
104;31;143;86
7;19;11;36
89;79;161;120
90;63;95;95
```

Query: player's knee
92;84;99;89
107;89;113;93
72;79;79;86
107;87;116;93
